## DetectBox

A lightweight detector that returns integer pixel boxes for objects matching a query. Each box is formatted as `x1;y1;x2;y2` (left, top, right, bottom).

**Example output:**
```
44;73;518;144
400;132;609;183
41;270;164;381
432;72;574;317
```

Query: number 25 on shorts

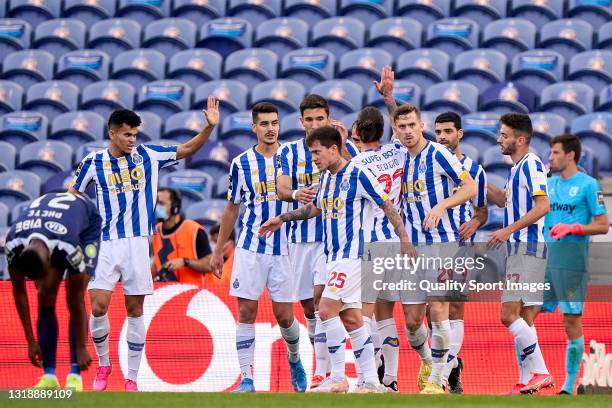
327;271;347;289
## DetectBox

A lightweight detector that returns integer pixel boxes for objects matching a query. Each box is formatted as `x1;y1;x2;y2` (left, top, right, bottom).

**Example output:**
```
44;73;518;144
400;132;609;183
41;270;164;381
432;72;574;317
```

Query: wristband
292;190;298;201
184;258;190;267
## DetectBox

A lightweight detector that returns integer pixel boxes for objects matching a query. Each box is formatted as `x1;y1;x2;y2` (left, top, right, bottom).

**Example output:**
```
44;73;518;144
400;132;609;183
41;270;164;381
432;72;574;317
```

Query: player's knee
500;313;517;328
91;299;109;317
238;306;257;324
276;314;293;328
126;303;143;317
38;293;57;308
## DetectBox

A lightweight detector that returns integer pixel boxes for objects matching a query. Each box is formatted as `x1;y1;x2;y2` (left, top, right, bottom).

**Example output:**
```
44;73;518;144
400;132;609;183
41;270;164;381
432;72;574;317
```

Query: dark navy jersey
5;192;102;276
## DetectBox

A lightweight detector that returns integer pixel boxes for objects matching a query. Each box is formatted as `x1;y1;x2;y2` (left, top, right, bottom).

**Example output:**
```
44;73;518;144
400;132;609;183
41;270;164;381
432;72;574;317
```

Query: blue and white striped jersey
453;155;487;227
354;143;405;242
314;161;389;261
401;141;467;244
228;147;288;255
72;144;177;241
346;140;359;158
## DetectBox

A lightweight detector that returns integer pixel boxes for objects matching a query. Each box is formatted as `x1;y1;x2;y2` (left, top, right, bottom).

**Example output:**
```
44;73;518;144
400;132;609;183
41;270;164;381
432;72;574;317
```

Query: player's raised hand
28;341;43;368
423;204;445;231
203;96;220;127
373;65;394;97
259;217;283;237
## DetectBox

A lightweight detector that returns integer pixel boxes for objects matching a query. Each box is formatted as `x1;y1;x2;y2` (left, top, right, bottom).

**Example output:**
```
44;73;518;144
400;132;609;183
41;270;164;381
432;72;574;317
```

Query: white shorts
88;236;153;296
229;247;295;303
289;242;327;300
322;258;361;305
362;239;401;304
502;254;546;305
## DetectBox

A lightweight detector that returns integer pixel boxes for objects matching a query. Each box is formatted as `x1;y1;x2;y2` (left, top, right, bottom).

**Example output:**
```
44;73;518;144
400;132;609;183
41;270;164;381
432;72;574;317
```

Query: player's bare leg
376;300;399;392
403;303;431;391
272;301;307;392
89;289;113;391
311;284;328;388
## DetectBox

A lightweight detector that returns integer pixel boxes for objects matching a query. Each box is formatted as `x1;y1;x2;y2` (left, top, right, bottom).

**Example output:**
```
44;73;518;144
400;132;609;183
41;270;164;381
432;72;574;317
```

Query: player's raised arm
175;96;220;160
373;65;398;118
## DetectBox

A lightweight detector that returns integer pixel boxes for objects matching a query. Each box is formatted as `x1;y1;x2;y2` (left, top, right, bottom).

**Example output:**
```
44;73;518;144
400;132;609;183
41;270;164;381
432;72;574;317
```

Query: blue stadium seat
452;0;506;27
198;18;253;58
0;18;31;56
280;48;335;91
510;0;563;27
0;0;4;17
538;19;593;61
0;140;16;171
254;17;309;59
310;80;364;117
282;0;336;26
220;110;257;150
530;112;566;159
142;18;198;60
63;0;117;27
228;0;280;27
42;169;78;195
482;145;513;179
251;79;305;117
1;49;54;91
32;18;86;60
368;80;422;110
136;80;192;121
223;48;278;89
135;111;162;142
598;21;612;49
7;0;59;27
366;17;423;59
480;18;536;62
461;112;500;149
511;50;565;94
426;18;479;58
160;169;214;207
0;201;8;226
23;80;79;122
568;51;612;93
419;110;440;141
567;0;612;30
111;49;166;92
338;0;392;26
117;0;170;27
279;111;305;141
11;199;32;223
599;85;612;112
487;173;506;190
55;50;110;89
0;169;41;207
80;80;135;121
337;48;393;92
0;110;47;150
571;113;612;173
50;111;105;146
163;110;216;144
539;82;595;122
0;80;23;114
186;140;242;180
452;49;508;92
396;0;451;28
172;0;226;27
167;49;223;90
88;19;142;59
396;48;450;91
423;81;479;114
479;81;536;113
185;199;227;227
17;140;73;182
460;143;480;163
311;17;365;60
193;80;248;118
76;140;109;161
482;204;505;230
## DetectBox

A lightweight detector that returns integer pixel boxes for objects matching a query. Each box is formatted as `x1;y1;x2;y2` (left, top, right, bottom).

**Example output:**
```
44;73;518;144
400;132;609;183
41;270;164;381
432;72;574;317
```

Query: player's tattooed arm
380;200;408;241
279;203;322;222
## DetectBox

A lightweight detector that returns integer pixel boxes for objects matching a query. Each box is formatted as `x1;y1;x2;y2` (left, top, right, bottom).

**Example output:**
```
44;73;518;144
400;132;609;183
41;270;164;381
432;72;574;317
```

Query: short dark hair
357;106;384;143
299;94;329;116
500;112;532;142
158;187;182;211
108;109;141;130
306;126;342;150
251;102;278;122
209;223;236;242
435;111;462;130
392;103;421;123
551;133;581;164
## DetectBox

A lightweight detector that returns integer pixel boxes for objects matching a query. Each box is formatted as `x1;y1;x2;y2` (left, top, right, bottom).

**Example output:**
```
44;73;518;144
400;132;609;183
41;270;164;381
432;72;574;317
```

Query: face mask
155;206;168;221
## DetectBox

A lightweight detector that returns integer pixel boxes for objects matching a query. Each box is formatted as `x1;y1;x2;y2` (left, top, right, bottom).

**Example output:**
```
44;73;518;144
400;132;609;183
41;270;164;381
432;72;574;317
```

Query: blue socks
563;337;584;394
38;305;58;376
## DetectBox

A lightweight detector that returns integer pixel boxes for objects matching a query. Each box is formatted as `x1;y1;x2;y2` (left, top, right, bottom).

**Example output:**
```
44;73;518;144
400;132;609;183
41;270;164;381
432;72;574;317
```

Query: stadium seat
280;48;335;92
538;19;593;61
366;17;423;59
419;110;439;141
577;145;598;179
282;0;336;27
509;0;563;27
337;48;393;92
197;18;253;58
186;140;242;181
452;49;508;92
0;80;23;115
76;141;109;161
461;112;500;149
220;110;257;150
510;49;565;94
426;18;479;58
142;18;198;60
0;110;48;150
32;18;86;60
135;111;163;142
311;17;365;60
396;49;451;92
452;0;506;27
163;111;217;144
279;111;305;141
0;0;4;17
193;80;248;118
116;0;170;27
538;82;595;122
136;80;192;121
338;0;392;26
479;81;536;113
62;0;116;26
80;80;135;121
482;145;513;179
227;0;280;27
530;112;567;159
7;0;59;27
160;169;214;207
0;201;8;226
185;199;227;228
42;169;78;195
172;0;226;27
480;18;536;62
49;111;105;146
54;50;110;89
0;169;41;207
23;80;79;122
396;0;451;28
598;21;612;50
310;80;364;118
482;204;505;231
254;17;308;59
0;140;16;171
111;49;166;92
223;48;278;89
0;49;54;91
0;18;31;56
88;18;142;59
567;0;612;30
460;143;480;163
16;140;73;182
167;49;223;90
368;80;422;111
568;51;612;93
571;113;612;173
599;85;612;112
11;199;31;223
423;81;479;114
251;79;305;117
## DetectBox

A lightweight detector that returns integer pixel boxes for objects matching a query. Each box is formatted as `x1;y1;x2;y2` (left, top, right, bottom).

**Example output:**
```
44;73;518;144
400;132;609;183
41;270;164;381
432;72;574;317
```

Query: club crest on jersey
569;186;579;197
418;162;427;174
132;152;143;165
265;166;275;177
233;278;240;289
340;181;350;192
